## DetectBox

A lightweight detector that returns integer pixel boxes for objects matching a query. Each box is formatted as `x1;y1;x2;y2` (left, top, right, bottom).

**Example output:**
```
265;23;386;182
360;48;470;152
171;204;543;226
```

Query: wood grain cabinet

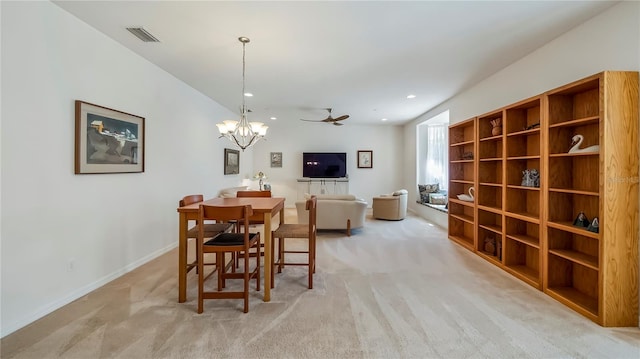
447;71;638;326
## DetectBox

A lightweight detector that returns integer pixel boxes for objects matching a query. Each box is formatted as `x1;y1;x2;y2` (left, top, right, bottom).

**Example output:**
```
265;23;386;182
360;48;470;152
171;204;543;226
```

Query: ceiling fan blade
333;122;344;126
333;115;349;121
300;119;323;122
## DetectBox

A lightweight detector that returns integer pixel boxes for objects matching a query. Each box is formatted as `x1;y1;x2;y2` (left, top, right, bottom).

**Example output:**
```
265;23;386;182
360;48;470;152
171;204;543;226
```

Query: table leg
263;212;272;301
178;213;188;303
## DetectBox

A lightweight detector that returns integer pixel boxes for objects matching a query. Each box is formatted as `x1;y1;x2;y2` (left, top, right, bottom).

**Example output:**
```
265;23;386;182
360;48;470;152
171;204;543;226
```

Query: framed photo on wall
224;148;240;175
357;150;373;168
75;100;145;174
270;152;282;168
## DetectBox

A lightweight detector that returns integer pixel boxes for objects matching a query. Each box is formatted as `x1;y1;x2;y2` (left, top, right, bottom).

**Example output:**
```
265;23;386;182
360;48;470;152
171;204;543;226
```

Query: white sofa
296;194;367;236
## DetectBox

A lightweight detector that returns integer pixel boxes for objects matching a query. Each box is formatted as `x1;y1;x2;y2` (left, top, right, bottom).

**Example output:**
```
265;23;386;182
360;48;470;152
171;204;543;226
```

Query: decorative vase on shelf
490;118;502;136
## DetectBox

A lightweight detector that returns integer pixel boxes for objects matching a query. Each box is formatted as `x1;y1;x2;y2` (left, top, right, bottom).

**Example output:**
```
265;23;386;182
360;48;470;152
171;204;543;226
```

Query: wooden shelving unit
447;71;638;326
503;96;543;289
476;110;504;265
448;117;477;251
543;71;638;326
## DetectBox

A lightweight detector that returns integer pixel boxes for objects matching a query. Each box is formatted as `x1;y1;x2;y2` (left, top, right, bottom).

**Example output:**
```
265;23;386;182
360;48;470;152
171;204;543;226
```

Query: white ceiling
53;1;616;126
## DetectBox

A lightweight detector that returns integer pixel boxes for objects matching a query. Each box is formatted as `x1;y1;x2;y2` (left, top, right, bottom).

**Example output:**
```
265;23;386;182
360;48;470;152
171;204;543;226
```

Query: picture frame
357;150;373;168
270;152;282;168
224;148;240;175
75;100;145;174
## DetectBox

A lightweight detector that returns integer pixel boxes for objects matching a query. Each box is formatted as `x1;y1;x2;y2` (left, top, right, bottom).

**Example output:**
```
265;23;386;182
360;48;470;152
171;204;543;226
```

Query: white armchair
372;189;408;220
296;194;367;236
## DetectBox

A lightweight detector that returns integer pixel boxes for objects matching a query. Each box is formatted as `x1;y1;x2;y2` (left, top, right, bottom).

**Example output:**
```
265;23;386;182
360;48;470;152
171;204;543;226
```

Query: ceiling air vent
126;27;160;42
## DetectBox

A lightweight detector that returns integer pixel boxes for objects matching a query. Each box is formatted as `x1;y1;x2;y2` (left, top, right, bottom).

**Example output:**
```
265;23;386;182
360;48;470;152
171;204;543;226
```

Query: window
417;110;449;191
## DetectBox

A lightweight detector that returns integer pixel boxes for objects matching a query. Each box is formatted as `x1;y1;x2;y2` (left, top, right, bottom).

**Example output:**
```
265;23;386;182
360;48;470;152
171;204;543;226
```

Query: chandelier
216;37;268;151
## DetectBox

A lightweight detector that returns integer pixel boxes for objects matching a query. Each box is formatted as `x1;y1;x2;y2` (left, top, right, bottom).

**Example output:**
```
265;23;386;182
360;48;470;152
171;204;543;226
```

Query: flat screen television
302;152;347;178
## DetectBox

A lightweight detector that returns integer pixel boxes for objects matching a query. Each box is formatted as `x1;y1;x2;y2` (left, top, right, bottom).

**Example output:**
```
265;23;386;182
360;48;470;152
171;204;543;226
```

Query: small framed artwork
224;148;240;175
357;150;373;168
75;100;145;174
270;152;282;168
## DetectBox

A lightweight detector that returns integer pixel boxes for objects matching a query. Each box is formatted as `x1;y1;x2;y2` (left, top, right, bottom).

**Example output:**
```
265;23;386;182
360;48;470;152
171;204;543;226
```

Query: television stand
297;178;349;200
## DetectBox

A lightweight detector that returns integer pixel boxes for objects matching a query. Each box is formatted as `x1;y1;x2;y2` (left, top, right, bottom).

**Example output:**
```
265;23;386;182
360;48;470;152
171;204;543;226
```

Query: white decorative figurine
568;134;599;154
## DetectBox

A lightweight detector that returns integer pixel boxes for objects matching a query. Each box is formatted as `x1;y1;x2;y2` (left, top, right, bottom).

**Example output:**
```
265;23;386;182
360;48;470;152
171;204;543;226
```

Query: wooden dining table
176;196;285;303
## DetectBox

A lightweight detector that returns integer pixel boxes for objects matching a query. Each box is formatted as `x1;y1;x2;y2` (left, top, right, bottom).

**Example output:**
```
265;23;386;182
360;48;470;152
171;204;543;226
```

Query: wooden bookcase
447;71;638;326
543;71;638;327
448;117;476;251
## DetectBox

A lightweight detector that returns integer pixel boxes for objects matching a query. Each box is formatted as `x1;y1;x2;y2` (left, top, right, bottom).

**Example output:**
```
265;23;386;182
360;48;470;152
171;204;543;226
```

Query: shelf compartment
449;142;475;161
548;122;599;156
505;216;539;248
548;155;599;193
505;157;540;187
449;202;474;224
478;111;503;140
505;237;540;287
547;191;599;227
505;187;540;220
547;78;599;127
477;184;502;211
547;227;599;270
546;253;599;317
449;161;475;182
478;209;502;234
478;160;502;185
450;119;476;145
478;137;503;159
477;227;502;263
506;131;540;158
450;182;475;205
449;216;474;251
505;97;541;135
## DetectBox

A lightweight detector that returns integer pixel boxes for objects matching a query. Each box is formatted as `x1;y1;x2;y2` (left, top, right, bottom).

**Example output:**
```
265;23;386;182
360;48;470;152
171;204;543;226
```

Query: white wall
0;1;255;337
0;1;406;337
251;119;404;207
403;1;640;323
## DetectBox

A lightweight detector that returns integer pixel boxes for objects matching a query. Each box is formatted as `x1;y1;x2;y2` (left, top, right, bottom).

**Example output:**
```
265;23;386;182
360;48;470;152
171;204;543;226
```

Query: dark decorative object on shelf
573;212;590;228
521;169;540;187
484;236;496;256
587;217;599;233
524;123;540;131
462;151;474;160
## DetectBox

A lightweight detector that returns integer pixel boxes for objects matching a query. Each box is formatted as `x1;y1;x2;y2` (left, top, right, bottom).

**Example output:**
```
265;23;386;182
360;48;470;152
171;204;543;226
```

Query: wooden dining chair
180;194;234;274
236;190;272;226
197;204;261;313
271;195;317;289
234;190;272;263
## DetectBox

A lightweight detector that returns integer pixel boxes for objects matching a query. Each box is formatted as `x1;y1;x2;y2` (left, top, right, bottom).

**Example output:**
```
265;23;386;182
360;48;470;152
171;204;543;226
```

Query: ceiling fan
300;108;349;126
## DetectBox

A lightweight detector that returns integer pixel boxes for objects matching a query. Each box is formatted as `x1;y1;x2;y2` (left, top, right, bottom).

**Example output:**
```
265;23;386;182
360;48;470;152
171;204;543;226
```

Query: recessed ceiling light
270;117;277;120
407;94;416;99
244;92;253;97
381;118;388;122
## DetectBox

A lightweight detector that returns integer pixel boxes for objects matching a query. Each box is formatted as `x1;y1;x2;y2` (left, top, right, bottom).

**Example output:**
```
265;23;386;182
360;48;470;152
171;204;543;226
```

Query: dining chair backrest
180;194;204;207
200;204;254;225
236;190;272;198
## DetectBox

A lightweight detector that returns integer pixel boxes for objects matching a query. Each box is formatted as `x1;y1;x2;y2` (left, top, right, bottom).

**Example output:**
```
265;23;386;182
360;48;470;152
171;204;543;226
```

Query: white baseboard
1;242;177;338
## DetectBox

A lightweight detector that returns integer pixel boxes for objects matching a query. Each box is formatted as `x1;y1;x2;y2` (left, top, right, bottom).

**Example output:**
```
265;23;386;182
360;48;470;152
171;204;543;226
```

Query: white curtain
425;124;448;190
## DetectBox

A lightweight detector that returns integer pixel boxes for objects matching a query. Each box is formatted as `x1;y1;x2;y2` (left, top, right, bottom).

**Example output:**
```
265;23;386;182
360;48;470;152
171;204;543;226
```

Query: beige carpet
2;209;640;358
